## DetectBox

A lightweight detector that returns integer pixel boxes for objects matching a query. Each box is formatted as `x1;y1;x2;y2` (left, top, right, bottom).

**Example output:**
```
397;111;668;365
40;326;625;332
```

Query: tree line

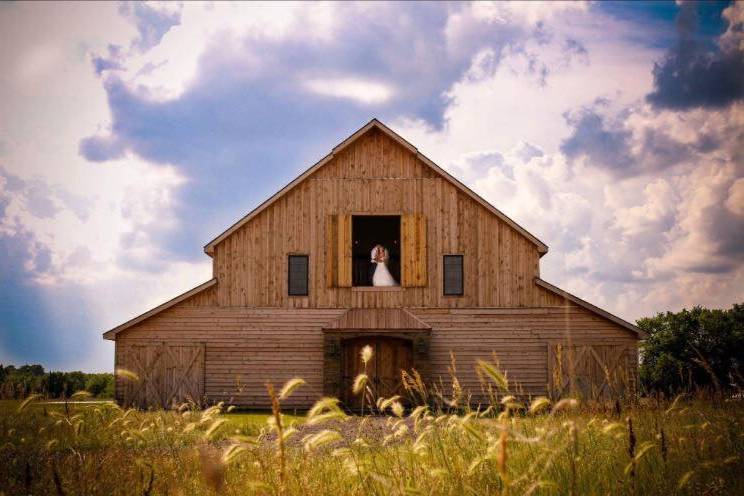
0;364;113;400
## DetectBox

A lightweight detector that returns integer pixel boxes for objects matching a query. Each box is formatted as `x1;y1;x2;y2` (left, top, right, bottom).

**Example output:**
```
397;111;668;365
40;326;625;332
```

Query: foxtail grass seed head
476;360;509;391
552;398;579;414
16;394;41;413
115;368;140;382
303;430;343;452
278;377;306;401
352;374;368;395
529;396;551;415
361;345;373;365
391;401;405;418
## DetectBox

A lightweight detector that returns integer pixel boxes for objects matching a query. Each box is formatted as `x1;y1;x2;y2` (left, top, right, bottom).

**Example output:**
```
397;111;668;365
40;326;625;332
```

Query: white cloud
304;77;394;104
393;10;744;322
0;2;213;369
109;2;339;102
1;1;742;371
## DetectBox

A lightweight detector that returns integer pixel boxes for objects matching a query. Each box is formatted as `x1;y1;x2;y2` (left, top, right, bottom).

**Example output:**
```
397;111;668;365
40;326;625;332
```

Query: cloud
118;1;181;53
394;19;743;321
646;2;744;110
303;77;394;105
1;1;742;372
80;2;595;263
560;105;633;172
726;178;744;216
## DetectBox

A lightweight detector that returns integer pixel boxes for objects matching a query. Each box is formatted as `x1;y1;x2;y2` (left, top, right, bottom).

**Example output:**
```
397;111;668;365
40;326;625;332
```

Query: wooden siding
401;213;427;287
324;308;431;330
115;300;637;408
212;127;546;309
413;306;638;400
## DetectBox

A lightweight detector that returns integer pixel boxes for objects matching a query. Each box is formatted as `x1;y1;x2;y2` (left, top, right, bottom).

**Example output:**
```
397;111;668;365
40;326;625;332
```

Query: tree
638;303;744;394
85;373;114;398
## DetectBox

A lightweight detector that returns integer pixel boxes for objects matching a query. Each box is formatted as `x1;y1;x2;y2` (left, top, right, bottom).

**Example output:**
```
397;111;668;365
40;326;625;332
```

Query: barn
103;119;645;409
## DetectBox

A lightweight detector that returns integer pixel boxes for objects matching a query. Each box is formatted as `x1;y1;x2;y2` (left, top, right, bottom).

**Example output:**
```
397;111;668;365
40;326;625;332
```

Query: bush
639;303;744;394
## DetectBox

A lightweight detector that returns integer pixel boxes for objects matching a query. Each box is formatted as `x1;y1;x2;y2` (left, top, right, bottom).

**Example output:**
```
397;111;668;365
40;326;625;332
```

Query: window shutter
325;215;338;287
327;214;352;288
443;255;464;296
402;213;427;287
337;214;352;287
288;255;309;296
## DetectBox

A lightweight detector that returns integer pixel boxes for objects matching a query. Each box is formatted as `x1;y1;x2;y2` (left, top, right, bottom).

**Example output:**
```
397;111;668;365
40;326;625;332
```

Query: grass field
1;379;743;495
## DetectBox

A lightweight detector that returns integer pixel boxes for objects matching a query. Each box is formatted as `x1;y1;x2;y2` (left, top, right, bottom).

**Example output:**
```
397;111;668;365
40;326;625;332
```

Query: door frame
322;329;431;402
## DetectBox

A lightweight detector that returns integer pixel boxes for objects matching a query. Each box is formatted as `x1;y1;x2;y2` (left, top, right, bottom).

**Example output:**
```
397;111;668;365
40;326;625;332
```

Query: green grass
0;389;742;495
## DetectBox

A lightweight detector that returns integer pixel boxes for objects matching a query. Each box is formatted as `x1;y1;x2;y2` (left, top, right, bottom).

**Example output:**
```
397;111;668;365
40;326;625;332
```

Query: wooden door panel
548;344;633;401
118;343;204;409
376;337;412;399
341;336;412;410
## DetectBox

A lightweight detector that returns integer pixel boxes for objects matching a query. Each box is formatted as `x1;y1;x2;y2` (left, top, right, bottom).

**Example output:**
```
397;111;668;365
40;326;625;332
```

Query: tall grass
0;358;742;495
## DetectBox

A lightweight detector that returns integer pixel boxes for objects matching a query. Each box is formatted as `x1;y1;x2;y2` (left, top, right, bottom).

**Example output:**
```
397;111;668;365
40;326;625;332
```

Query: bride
371;244;398;286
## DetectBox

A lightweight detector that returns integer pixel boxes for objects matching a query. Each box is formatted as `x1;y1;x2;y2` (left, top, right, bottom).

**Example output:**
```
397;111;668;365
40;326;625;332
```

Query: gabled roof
102;279;216;340
203;119;549;256
535;278;647;338
323;308;431;331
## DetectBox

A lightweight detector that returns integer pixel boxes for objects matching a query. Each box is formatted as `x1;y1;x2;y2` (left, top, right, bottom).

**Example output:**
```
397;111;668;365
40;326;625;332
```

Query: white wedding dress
371;246;398;286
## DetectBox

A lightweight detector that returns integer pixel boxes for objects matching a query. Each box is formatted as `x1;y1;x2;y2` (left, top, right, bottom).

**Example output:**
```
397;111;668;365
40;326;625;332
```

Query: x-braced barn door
548;344;636;402
118;342;205;409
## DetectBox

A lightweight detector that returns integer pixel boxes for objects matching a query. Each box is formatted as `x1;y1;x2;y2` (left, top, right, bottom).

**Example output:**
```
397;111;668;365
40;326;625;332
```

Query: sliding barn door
117;342;205;409
401;213;427;287
548;343;636;401
326;214;352;287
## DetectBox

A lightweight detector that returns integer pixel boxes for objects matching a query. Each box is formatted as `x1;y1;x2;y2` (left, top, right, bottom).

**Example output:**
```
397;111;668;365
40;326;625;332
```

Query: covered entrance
341;336;412;409
322;308;431;410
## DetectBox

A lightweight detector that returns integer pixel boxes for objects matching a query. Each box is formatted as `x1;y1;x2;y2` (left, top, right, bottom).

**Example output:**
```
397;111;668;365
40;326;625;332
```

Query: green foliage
0;364;114;399
638;303;744;394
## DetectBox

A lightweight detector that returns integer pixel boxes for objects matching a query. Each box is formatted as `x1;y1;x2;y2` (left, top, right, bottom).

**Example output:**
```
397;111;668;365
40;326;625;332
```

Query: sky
0;1;742;372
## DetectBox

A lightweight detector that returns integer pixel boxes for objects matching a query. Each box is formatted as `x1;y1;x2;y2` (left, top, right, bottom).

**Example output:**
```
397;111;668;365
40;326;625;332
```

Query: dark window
351;215;401;286
443;255;463;296
288;255;309;296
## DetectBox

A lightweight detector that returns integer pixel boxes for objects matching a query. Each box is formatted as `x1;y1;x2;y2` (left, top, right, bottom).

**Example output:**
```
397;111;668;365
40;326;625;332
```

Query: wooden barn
103;119;646;409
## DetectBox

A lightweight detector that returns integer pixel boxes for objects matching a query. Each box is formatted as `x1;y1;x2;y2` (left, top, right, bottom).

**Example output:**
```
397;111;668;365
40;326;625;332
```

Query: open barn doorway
352;215;400;286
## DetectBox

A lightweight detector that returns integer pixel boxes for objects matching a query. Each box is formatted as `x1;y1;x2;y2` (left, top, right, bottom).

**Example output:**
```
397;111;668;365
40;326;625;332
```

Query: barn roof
102;278;216;340
535;278;647;338
203;119;549;256
322;307;431;331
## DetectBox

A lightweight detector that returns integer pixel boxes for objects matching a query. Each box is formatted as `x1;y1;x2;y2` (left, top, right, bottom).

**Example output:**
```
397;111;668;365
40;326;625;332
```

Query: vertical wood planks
401;213;427;287
209;127;551;308
337;214;352;287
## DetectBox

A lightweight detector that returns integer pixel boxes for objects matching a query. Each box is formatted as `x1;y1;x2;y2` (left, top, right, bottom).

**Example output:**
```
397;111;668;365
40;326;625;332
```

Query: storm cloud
646;2;744;110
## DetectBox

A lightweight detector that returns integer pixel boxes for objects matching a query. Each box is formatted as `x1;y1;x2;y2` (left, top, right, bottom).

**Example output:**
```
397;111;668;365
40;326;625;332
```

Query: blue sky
1;1;742;371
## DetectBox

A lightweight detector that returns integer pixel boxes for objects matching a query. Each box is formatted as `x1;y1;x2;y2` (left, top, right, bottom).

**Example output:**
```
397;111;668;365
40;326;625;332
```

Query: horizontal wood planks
324;308;430;330
115;301;637;407
414;305;638;399
212;127;546;309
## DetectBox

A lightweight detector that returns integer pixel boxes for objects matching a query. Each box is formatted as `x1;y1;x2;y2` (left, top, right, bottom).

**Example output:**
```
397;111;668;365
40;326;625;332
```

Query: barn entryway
116;342;205;409
341;336;412;409
321;308;432;408
548;343;637;401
